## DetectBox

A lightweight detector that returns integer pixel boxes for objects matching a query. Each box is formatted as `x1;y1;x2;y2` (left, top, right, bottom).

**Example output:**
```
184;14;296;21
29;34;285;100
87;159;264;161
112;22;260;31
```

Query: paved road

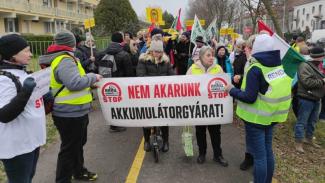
33;103;252;183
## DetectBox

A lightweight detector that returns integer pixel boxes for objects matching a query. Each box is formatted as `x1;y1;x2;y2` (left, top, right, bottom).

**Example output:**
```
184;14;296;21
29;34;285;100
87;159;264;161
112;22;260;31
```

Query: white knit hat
149;40;164;52
252;34;275;54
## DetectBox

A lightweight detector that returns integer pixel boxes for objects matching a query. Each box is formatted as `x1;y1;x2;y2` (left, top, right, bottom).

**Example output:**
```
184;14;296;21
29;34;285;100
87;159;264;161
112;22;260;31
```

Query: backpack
97;54;117;78
0;70;22;93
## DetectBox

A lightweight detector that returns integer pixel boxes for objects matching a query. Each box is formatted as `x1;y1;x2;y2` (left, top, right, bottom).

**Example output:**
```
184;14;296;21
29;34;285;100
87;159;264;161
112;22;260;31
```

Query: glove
23;77;36;93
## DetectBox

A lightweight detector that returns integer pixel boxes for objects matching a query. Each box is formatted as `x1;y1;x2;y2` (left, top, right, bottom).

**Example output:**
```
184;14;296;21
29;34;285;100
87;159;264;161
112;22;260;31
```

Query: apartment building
0;0;98;35
291;0;325;31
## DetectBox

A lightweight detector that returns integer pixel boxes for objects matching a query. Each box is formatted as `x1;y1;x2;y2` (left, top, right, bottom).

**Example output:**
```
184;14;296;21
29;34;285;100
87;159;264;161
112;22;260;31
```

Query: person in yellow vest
225;34;292;183
40;30;102;183
291;36;306;53
186;46;229;166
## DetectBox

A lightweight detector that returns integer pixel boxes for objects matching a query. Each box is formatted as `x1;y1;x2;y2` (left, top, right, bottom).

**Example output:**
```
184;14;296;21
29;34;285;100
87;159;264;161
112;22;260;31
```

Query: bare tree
261;0;283;35
239;0;263;33
186;0;233;39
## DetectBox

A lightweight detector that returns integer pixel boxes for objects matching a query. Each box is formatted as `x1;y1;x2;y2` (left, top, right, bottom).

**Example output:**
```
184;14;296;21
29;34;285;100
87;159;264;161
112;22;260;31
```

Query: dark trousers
143;126;169;142
319;97;325;120
195;125;222;157
53;114;89;183
1;147;40;183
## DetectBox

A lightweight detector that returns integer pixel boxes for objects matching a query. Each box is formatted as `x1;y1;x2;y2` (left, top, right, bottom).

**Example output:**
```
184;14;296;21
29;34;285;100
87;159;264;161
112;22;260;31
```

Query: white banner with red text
97;74;233;127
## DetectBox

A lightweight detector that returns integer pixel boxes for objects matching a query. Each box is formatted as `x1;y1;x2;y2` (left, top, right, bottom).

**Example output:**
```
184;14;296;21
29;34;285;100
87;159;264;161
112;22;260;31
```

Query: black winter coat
136;53;175;77
233;51;247;88
98;42;135;77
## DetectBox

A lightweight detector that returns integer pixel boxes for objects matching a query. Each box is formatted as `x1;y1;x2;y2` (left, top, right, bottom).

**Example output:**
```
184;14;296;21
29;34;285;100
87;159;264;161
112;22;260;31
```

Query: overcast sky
129;0;190;21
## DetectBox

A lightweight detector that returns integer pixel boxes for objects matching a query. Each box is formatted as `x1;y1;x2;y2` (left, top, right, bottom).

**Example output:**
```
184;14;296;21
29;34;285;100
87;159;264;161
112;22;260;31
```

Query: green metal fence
27;39;110;72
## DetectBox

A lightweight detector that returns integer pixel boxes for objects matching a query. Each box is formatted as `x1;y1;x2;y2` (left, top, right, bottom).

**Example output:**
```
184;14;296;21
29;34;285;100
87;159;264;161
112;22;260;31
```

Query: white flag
205;18;217;41
190;15;206;44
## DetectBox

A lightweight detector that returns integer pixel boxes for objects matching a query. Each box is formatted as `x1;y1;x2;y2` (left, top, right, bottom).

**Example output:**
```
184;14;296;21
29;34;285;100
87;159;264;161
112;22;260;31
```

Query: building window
44;22;53;33
306;14;310;21
312;6;315;13
4;18;17;33
67;2;74;11
43;0;52;7
321;20;325;29
302;20;304;27
297;9;300;17
320;5;322;14
303;8;305;15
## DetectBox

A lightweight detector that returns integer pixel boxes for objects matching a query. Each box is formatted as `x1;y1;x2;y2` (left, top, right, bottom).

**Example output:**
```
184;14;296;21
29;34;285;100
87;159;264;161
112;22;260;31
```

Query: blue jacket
215;56;233;78
229;50;282;104
140;43;148;54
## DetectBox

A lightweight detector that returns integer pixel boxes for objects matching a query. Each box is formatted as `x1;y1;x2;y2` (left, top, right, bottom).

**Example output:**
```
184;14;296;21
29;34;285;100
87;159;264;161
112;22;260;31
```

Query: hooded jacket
297;60;325;101
229;50;281;104
39;45;97;117
136;52;175;76
75;44;98;73
98;42;135;77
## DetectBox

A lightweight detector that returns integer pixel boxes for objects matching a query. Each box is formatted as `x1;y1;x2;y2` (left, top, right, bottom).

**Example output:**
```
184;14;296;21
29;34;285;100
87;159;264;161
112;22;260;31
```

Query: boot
295;141;305;153
162;142;169;152
305;137;321;149
240;153;254;171
197;154;206;164
213;155;229;167
109;125;126;132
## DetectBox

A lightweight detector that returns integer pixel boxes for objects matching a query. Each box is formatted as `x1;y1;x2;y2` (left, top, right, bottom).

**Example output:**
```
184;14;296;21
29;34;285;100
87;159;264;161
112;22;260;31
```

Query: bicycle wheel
153;146;159;163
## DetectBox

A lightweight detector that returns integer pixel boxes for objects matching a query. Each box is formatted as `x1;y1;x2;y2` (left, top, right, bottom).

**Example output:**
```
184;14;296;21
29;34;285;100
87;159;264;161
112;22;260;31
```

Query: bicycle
149;126;163;163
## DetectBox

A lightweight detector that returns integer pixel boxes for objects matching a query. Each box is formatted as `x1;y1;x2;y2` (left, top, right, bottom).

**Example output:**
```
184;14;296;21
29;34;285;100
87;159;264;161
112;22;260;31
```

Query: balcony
81;0;99;6
0;0;93;22
313;13;323;19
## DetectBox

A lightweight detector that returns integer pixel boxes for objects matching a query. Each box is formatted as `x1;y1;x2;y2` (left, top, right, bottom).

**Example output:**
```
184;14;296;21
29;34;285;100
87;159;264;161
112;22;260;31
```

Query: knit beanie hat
182;31;191;40
149;40;164;52
310;47;325;58
150;28;163;38
54;30;76;48
0;34;29;60
111;32;124;43
252;34;275;54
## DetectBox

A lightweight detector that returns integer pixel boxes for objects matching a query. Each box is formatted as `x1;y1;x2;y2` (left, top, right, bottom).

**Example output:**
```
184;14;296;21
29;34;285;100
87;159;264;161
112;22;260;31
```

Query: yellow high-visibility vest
50;55;92;105
236;62;292;125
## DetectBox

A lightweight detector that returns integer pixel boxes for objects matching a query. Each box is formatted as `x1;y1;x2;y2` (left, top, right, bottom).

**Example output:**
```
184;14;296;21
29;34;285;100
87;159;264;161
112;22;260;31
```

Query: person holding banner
0;34;46;183
186;46;229;166
226;34;292;183
48;30;102;182
137;39;175;152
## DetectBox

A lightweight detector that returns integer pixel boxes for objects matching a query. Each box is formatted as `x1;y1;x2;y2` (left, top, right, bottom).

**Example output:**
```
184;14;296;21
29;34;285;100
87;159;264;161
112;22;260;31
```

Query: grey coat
297;61;325;101
39;51;97;117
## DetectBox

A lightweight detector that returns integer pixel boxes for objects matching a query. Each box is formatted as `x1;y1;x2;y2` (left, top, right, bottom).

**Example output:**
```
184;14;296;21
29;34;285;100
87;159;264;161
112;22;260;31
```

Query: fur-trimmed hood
139;52;170;64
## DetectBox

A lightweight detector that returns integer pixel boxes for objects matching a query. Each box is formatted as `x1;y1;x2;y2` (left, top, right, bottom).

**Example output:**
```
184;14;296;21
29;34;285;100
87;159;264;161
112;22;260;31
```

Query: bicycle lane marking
125;137;146;183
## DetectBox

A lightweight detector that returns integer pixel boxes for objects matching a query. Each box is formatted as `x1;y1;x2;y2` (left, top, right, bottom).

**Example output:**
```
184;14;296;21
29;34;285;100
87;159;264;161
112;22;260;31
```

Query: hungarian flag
175;8;182;31
258;20;305;78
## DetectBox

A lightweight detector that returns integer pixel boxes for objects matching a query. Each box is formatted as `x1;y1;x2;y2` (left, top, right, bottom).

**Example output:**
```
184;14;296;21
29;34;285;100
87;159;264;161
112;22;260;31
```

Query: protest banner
146;7;165;25
30;68;51;100
97;74;233;127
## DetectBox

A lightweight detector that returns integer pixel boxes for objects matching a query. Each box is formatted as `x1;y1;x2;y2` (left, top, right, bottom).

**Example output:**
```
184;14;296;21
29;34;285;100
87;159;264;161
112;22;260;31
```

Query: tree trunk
261;0;283;36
